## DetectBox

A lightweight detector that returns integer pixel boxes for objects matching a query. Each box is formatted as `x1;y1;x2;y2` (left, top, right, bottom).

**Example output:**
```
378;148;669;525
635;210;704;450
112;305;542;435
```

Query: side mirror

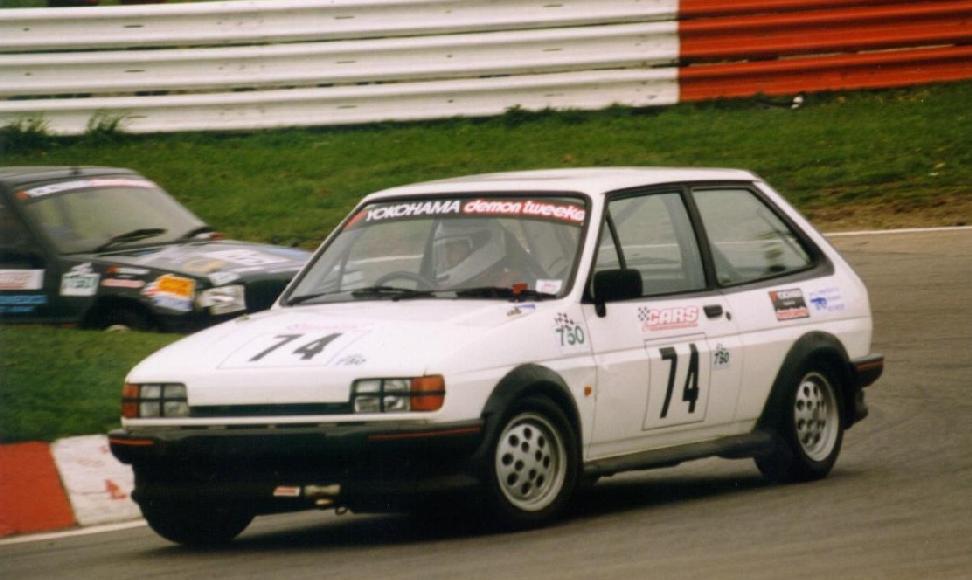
592;269;642;318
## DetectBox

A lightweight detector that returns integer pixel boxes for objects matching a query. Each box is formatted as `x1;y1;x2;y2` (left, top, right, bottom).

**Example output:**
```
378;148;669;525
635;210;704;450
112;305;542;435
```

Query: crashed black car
0;166;310;331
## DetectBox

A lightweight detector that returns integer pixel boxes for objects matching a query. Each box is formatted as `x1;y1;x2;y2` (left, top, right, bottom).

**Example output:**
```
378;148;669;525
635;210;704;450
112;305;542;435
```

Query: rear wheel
98;305;155;332
756;364;844;483
483;396;578;528
139;498;253;546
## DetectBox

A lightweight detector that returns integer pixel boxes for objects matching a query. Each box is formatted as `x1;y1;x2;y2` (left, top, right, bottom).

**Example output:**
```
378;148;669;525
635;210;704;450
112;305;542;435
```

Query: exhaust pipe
304;483;341;508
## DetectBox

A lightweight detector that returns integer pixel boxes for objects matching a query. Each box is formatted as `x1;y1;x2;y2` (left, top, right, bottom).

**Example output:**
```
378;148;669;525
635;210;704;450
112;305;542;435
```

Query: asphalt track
2;229;971;579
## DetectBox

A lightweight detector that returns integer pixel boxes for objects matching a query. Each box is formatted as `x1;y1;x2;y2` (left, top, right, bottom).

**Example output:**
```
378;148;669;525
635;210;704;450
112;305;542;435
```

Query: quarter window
693;188;812;285
597;192;706;296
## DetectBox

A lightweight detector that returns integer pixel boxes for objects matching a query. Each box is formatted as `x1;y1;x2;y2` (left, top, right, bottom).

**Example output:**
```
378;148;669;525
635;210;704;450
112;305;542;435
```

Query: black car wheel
99;305;155;332
482;395;579;528
756;362;845;483
139;497;254;547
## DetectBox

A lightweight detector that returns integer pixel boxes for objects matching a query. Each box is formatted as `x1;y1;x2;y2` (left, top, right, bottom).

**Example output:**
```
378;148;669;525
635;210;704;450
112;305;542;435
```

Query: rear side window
693;188;812;286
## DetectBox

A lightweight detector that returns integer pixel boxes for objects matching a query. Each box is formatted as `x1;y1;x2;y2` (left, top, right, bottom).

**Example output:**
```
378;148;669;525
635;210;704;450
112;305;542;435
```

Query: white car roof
366;167;759;200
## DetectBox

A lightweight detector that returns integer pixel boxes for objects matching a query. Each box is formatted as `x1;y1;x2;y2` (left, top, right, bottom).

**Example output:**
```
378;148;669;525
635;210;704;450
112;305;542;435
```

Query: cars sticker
462;199;586;224
0;294;47;314
181;257;227;275
0;270;44;291
351;200;462;226
60;263;99;297
204;249;289;267
333;353;367;367
20;178;156;199
638;306;700;332
142;274;196;312
554;312;586;352
208;271;241;286
713;344;731;370
535;279;563;295
507;303;537;317
101;278;146;290
809;287;846;313
770;288;810;320
157;274;195;298
109;266;149;277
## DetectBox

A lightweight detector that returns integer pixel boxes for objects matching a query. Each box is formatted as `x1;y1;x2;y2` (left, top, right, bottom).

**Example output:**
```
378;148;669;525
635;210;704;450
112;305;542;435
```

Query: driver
431;219;529;289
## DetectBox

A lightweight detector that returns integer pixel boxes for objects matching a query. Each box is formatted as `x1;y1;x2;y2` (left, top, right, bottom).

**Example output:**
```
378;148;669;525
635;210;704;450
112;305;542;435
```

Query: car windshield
287;195;588;304
16;177;206;254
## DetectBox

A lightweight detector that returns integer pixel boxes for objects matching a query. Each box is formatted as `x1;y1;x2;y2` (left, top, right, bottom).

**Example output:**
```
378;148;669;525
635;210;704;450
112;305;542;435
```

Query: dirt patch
803;193;972;232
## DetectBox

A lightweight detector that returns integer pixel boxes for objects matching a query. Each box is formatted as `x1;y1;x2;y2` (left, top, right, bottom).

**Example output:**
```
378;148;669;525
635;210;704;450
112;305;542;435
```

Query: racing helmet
432;219;506;287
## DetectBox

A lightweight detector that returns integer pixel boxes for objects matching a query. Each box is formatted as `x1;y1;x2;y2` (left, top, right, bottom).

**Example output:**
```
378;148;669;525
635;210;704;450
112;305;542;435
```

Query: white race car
110;168;882;545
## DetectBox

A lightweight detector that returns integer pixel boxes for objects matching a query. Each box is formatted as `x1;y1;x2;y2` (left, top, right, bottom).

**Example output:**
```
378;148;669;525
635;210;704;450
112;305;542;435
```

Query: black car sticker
20;178;156;200
769;288;810;321
0;294;47;314
0;270;44;291
808;287;846;313
60;263;99;297
345;198;586;229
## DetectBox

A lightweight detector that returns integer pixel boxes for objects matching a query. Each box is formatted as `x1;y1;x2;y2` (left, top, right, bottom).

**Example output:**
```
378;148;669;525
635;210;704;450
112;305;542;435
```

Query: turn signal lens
410;375;445;412
121;383;139;419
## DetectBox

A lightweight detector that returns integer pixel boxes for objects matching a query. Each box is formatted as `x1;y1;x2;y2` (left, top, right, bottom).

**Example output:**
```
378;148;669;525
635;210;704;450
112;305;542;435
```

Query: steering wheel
373;270;435;290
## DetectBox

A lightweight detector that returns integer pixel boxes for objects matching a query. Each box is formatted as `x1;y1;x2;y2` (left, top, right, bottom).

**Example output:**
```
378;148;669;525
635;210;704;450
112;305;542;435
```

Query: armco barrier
678;0;972;100
0;0;677;51
0;0;970;134
0;22;678;97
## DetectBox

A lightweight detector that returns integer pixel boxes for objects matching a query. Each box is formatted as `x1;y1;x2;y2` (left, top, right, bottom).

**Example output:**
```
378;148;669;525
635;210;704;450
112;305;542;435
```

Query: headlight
351;375;445;414
196;284;246;315
122;383;189;418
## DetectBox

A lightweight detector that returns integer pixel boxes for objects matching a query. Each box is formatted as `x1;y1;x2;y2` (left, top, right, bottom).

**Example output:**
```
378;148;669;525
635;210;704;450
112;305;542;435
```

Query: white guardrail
0;0;680;135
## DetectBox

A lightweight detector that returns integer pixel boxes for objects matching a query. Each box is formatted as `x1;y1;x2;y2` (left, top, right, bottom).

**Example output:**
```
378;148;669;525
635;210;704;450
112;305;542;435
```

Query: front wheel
139;498;254;546
483;396;579;529
756;364;844;483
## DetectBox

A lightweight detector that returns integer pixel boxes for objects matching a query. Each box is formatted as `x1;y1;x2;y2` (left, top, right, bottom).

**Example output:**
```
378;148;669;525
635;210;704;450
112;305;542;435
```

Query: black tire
756;361;845;483
482;395;579;529
139;498;254;547
100;306;154;332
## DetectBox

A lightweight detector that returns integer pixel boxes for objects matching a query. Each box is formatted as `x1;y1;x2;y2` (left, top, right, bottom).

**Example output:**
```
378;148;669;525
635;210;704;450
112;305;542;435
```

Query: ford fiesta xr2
110;168;883;545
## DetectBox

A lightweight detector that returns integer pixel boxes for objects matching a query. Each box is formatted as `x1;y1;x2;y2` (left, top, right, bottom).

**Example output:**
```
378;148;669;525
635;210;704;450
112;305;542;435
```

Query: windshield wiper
286;286;433;305
454;286;557;301
350;285;436;300
177;225;215;241
94;228;167;252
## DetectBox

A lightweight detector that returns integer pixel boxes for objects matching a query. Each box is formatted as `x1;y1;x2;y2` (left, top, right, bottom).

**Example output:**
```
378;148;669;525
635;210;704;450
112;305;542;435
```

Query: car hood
128;299;547;406
81;239;310;283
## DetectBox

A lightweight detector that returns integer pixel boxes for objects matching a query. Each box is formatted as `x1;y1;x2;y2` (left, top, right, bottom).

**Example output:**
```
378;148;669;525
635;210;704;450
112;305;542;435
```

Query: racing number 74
659;343;700;418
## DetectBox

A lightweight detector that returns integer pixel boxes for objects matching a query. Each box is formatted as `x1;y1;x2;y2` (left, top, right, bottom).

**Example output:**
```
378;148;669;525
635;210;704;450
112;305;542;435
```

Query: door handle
703;304;724;319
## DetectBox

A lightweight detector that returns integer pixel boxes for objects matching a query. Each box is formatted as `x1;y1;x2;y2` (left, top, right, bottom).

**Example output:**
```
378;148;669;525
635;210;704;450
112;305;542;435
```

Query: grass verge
0;327;177;442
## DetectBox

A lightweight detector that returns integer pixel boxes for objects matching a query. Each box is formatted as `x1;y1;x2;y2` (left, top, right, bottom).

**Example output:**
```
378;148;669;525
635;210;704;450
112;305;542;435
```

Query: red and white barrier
0;436;138;538
0;0;970;134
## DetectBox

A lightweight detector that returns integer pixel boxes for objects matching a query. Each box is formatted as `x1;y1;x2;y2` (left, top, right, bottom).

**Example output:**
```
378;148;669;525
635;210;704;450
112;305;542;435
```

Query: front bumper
110;419;484;509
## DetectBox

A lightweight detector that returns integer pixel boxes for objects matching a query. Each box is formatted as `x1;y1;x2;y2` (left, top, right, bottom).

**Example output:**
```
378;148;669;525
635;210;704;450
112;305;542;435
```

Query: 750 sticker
554;312;586;350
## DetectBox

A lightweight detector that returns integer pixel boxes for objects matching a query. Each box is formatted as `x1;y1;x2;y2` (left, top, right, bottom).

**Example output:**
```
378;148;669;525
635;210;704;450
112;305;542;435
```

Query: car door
0;198;55;322
689;185;828;426
582;188;744;460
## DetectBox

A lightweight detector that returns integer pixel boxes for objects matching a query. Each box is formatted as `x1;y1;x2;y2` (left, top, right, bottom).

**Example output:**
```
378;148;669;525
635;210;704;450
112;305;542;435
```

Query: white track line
0;520;146;546
825;225;972;237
